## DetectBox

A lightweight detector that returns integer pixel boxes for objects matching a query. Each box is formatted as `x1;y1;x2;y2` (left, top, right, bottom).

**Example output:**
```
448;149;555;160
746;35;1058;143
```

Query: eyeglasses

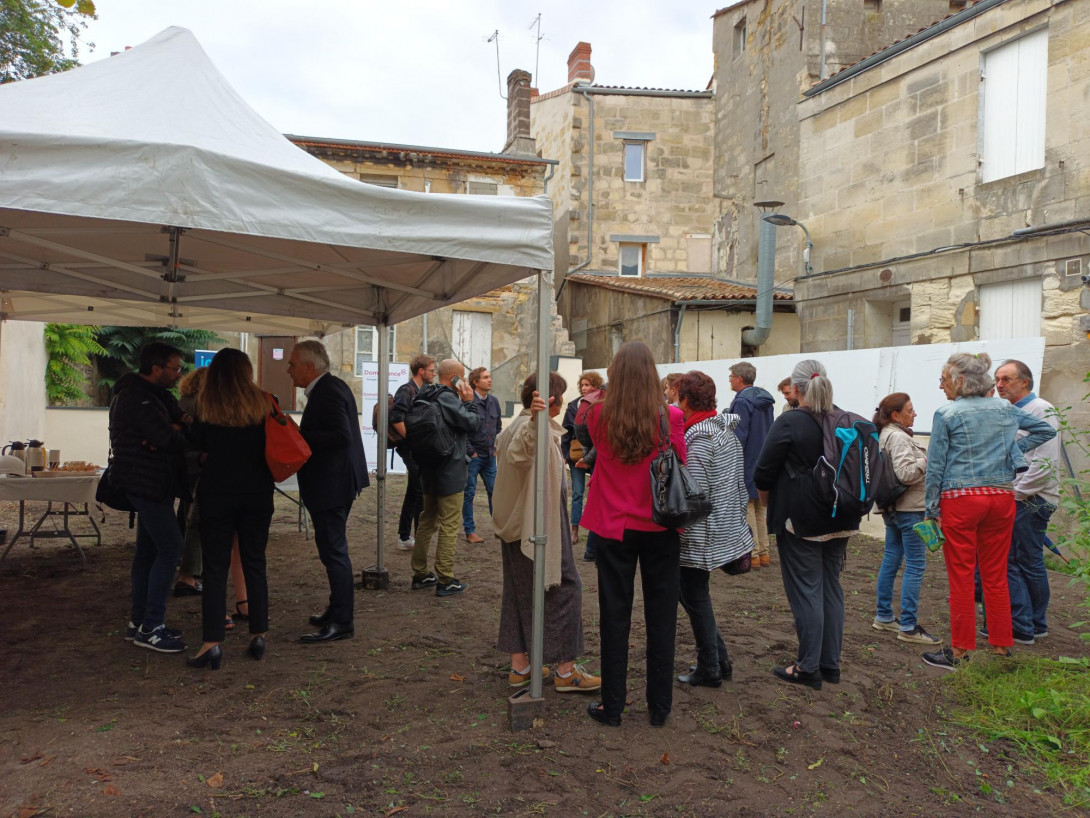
165;365;182;373
939;375;948;386
995;376;1023;384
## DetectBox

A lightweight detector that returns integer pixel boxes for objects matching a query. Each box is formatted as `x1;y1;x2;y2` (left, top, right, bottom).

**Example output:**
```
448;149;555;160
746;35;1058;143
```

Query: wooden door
257;336;296;410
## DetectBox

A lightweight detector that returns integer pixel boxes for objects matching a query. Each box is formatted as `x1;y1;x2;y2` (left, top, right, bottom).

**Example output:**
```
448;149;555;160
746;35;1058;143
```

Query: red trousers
940;493;1015;650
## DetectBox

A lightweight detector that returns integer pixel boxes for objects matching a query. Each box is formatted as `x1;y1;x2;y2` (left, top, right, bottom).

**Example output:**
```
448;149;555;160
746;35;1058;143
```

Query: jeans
462;453;496;535
129;495;185;630
569;464;586;527
1009;497;1054;636
679;566;729;675
777;529;847;674
875;510;927;631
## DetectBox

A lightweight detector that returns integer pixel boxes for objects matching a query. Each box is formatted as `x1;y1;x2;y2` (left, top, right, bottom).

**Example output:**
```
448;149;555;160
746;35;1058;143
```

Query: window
619;243;644;277
891;300;911;346
451;310;492;371
359;173;398;188
734;17;747;58
354;325;396;375
466;181;498;195
685;234;712;273
863;0;881;11
978;279;1042;340
981;29;1048;183
623;142;644;182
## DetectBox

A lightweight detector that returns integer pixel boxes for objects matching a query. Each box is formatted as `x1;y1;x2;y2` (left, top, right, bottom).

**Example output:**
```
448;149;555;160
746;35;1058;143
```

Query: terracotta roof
532;82;710;102
565;274;793;303
286;135;546;166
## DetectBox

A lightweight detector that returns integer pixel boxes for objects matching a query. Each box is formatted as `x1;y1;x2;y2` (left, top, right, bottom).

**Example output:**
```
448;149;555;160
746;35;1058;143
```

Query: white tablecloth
0;475;100;504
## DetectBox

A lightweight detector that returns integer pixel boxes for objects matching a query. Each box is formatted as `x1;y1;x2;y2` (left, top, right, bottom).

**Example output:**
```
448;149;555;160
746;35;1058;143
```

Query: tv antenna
528;13;543;86
486;30;506;100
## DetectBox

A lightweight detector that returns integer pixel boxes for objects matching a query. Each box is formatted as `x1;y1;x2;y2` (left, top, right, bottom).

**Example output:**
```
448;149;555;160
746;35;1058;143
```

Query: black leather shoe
689;660;733;681
247;636;266;661
300;622;354;644
586;701;621;727
308;611;331;627
773;665;823;690
649;708;670;727
173;581;202;597
678;667;722;687
820;666;840;684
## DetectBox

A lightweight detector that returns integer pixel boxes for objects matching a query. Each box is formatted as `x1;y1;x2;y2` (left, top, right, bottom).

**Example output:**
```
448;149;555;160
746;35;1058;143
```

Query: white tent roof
0;27;553;333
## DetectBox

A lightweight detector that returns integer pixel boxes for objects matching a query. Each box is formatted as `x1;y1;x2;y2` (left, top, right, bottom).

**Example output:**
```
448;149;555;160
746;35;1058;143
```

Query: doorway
257;336;296;410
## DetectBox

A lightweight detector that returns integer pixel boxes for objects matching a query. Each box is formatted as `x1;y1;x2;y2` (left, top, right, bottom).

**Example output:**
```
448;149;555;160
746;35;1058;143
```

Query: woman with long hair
186;348;274;670
493;372;601;694
580;341;685;727
871;392;939;646
675;371;753;688
921;353;1055;671
754;359;861;690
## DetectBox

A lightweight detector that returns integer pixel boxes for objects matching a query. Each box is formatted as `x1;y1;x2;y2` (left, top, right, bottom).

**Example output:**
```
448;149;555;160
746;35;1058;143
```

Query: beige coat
880;423;927;512
492;409;566;589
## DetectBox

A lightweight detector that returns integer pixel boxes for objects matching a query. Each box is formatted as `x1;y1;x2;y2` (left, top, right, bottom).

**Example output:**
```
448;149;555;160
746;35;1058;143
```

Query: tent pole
529;267;551;700
363;311;391;590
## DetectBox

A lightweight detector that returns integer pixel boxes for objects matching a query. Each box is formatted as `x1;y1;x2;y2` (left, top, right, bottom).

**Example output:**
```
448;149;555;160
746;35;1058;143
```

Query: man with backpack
390;354;436;551
406;359;480;596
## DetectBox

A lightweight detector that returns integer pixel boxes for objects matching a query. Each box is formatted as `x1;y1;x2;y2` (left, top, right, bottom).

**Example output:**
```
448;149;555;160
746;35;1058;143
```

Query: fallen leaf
19;806;45;818
808;758;824;770
312;763;319;772
449;673;466;682
206;772;224;789
661;752;670;765
38;756;56;768
111;755;140;766
20;750;43;765
385;807;409;817
86;768;113;781
103;785;120;796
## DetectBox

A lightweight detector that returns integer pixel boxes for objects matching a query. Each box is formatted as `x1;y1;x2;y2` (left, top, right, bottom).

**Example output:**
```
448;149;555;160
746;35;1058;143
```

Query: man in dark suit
288;340;369;643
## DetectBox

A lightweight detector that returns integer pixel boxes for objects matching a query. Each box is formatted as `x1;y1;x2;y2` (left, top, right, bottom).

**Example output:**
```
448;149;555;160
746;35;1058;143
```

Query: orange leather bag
265;394;311;482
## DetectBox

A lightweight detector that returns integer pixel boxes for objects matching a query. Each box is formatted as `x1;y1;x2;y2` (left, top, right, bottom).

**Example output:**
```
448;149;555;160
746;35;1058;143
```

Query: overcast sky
81;1;715;153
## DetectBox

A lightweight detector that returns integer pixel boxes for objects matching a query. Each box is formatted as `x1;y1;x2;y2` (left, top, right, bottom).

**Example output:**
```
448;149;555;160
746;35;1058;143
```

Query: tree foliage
94;326;223;390
0;0;96;84
43;322;104;405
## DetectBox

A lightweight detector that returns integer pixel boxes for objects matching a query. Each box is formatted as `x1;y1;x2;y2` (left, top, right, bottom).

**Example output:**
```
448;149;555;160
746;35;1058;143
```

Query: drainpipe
741;218;777;347
673;304;688;363
675;299;772;362
820;0;828;80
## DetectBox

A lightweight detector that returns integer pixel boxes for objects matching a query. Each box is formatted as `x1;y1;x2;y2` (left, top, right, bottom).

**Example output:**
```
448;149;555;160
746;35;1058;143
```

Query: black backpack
403;388;456;465
802;408;889;520
872;448;908;512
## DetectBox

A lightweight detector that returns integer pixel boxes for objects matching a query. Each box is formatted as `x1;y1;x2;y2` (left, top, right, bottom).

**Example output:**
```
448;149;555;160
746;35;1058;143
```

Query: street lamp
763;213;814;275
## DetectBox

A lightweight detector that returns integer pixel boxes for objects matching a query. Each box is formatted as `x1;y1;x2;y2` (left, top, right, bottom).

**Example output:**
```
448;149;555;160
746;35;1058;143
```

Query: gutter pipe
674;297;793;362
741;217;777;347
820;0;828;80
804;0;1010;98
1012;217;1090;237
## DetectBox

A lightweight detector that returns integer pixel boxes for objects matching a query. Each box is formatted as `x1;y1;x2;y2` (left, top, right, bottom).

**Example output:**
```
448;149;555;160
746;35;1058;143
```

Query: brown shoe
750;555;762;569
466;532;484;544
571;524;580;543
760;554;770;567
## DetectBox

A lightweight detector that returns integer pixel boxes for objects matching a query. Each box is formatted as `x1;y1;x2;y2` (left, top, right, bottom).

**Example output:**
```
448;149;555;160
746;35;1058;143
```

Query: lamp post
762;213;814;275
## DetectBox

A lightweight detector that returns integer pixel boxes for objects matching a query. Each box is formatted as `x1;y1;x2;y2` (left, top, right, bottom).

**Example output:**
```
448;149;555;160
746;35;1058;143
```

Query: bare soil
1;477;1084;817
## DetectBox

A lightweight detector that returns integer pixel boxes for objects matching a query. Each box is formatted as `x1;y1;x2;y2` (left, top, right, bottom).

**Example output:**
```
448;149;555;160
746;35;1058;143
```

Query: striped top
680;413;755;570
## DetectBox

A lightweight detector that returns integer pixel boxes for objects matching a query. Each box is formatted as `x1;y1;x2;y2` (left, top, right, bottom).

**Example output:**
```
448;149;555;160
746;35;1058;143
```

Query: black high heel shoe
247;636;266;661
186;645;222;670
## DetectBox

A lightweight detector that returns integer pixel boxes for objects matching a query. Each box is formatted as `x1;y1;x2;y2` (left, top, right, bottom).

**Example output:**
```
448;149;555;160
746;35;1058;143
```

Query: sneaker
397;536;415;552
872;618;900;633
436;578;468;597
1013;632;1036;646
411;572;438;590
554;666;602;693
125;621;182;642
1035;630;1049;639
898;625;942;646
922;648;968;672
134;624;186;654
508;665;551;688
583;549;596;562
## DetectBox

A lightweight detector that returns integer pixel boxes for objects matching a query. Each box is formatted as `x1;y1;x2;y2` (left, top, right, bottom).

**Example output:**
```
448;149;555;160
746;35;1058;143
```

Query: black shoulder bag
649;408;713;529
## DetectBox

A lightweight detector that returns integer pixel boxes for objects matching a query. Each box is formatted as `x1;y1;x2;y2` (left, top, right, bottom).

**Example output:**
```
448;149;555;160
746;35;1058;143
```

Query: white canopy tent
0;28;556;707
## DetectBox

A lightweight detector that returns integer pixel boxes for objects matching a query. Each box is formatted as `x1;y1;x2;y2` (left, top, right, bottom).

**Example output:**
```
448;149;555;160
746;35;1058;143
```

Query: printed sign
360;362;412;475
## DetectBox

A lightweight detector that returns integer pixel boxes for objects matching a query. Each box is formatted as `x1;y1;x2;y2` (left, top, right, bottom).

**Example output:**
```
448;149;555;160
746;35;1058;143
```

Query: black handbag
649;407;713;529
96;461;136;513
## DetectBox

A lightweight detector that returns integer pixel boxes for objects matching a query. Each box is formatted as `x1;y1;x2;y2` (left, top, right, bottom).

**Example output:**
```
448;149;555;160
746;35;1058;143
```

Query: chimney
567;41;593;84
502;68;537;155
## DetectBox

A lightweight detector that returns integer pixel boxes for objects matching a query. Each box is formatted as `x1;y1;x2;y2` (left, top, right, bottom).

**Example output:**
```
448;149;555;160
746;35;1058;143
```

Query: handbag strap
656;405;671;453
267;392;287;426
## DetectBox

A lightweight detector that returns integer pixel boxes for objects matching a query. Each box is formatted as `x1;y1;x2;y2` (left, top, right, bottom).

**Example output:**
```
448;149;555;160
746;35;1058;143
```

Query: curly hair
676;370;716;412
579;371;604;390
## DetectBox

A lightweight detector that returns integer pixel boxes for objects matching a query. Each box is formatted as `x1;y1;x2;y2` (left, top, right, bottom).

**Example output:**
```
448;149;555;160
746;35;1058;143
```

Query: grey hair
730;362;756;385
944;352;992;398
293;340;330;373
790;359;834;414
999;358;1034;391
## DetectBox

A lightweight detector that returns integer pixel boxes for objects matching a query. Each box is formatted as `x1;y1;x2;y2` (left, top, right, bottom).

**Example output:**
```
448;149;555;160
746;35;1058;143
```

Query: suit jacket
298;373;369;512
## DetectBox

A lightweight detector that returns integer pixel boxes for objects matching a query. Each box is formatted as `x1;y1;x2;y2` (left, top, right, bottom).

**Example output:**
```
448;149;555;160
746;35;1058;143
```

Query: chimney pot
567;41;593;84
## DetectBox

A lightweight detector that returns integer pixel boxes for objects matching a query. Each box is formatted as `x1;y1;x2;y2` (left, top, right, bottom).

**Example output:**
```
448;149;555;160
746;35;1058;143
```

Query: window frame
618;243;644;278
733;17;747;59
980;28;1048;184
354;325;397;375
623;141;645;182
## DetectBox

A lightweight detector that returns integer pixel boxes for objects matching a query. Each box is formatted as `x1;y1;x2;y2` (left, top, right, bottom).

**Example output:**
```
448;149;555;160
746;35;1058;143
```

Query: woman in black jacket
186;349;274;669
754;360;862;690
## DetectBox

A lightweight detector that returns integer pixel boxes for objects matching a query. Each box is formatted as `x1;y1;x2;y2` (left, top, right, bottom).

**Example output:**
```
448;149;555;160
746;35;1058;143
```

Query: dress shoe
186;644;222;670
308;611;331;627
773;665;822;690
649;708;670;727
247;636;266;660
173;581;202;597
586;701;621;727
300;622;354;644
690;660;733;681
678;667;722;688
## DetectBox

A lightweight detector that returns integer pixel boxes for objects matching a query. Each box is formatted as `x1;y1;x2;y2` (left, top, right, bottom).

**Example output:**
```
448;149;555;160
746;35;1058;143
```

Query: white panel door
978;279;1042;340
451;310;492;372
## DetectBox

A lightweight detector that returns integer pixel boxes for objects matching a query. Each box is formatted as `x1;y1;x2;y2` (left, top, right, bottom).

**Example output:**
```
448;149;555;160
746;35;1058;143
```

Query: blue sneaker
125;621;182;641
134;624;186;653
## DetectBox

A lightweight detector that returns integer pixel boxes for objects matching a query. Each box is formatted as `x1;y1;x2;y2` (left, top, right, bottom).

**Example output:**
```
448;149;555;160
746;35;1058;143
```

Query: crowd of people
108;339;1063;715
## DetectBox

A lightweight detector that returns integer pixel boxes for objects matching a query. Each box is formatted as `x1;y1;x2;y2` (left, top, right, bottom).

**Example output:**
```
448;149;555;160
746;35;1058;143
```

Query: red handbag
265;394;311;482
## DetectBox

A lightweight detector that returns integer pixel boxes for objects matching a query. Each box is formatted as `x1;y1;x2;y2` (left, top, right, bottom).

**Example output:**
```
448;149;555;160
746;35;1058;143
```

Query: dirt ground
1;476;1085;817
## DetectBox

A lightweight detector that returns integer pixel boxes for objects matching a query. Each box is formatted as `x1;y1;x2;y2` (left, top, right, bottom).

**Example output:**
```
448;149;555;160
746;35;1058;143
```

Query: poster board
359;362;411;475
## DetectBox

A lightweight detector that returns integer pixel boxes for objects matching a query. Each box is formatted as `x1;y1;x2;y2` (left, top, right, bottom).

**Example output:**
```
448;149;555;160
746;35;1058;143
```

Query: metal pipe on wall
741;217;776;347
375;313;389;573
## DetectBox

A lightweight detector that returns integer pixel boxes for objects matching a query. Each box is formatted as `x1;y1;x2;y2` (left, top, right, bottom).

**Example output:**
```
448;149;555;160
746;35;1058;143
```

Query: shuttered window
978;279;1041;340
981;29;1048;183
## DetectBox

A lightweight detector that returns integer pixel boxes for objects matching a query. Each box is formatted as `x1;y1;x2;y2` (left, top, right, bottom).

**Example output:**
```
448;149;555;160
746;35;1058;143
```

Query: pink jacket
580;403;687;541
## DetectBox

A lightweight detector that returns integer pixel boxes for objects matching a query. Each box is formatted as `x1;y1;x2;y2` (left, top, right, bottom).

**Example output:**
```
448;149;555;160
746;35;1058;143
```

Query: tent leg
362;317;390;591
529;268;551;701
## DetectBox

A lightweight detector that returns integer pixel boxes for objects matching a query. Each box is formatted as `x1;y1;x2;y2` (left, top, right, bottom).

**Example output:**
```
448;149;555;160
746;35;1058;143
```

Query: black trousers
777;529;847;674
198;491;273;643
398;456;423;541
311;505;355;625
679;566;729;674
595;527;680;718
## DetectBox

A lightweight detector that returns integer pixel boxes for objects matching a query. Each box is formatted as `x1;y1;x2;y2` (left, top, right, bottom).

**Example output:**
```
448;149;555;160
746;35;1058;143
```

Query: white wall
0;320;48;448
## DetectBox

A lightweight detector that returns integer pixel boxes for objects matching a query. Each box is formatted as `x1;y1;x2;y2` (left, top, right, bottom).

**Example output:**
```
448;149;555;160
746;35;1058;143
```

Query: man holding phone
409;359;481;597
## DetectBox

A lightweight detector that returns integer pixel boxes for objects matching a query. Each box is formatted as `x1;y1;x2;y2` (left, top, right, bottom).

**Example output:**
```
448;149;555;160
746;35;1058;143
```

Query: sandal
773;664;822;690
224;615;235;632
234;601;250;621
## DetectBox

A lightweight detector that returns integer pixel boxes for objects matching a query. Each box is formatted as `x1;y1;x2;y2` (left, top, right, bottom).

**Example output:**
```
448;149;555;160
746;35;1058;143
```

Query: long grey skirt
496;493;585;663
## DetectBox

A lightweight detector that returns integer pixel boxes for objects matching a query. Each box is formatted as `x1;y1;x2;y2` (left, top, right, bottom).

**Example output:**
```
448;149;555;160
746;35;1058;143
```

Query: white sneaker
397;537;414;551
897;625;942;646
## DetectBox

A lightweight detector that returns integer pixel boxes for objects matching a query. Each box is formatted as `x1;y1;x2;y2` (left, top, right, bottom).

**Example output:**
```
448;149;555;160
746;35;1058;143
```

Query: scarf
683;409;717;432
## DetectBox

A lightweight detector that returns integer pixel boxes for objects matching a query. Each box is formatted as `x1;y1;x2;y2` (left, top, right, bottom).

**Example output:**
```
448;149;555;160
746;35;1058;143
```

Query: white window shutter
978;279;1041;340
1014;29;1048;176
982;29;1048;183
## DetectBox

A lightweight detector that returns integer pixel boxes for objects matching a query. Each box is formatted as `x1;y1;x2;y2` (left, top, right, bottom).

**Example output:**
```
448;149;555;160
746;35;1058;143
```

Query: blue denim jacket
924;397;1057;517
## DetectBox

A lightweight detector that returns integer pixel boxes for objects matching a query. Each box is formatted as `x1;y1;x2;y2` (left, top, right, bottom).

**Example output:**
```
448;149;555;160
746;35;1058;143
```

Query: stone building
792;0;1089;422
531;41;797;367
711;0;962;287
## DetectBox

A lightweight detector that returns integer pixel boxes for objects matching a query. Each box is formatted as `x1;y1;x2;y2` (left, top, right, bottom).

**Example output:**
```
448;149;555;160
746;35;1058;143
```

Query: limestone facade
791;0;1089;425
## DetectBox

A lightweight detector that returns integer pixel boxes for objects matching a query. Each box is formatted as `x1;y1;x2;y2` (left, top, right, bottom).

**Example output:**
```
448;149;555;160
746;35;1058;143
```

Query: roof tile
565;273;793;302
